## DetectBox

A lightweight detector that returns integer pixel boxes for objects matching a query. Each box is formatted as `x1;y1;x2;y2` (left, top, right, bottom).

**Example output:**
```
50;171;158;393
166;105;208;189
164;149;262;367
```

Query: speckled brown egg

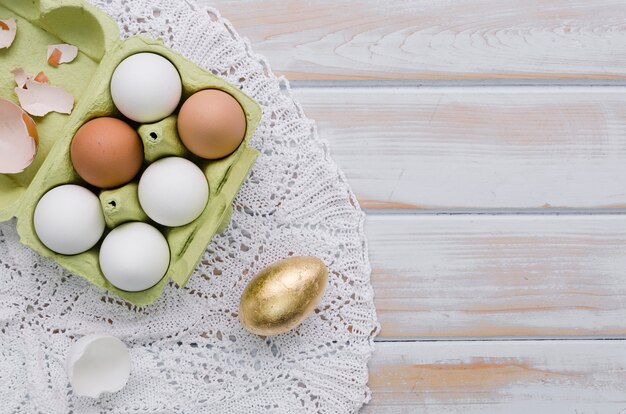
177;89;246;159
71;117;143;188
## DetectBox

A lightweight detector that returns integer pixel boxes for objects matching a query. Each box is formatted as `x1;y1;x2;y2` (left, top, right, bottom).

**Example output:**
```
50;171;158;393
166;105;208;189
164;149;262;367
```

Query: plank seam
365;209;626;216
374;337;626;343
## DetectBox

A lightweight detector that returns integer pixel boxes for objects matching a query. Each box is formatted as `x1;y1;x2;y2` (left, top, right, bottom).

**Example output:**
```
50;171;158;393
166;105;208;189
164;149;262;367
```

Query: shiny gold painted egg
239;256;328;336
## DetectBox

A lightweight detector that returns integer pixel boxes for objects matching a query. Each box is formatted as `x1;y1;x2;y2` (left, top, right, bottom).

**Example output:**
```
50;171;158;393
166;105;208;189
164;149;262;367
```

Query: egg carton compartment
0;0;118;221
0;1;262;306
98;116;238;240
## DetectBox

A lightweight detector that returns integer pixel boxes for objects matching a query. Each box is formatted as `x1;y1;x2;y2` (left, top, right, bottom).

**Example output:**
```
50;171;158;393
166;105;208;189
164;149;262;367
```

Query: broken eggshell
11;67;33;89
66;334;131;398
34;71;49;83
47;44;78;67
0;19;16;49
0;98;38;174
11;68;50;88
15;79;74;117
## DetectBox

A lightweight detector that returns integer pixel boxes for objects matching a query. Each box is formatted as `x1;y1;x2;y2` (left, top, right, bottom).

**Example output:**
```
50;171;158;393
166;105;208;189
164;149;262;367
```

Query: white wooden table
204;0;626;411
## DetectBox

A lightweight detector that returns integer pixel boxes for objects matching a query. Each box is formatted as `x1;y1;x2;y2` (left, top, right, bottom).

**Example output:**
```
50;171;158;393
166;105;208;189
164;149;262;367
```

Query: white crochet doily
0;0;379;413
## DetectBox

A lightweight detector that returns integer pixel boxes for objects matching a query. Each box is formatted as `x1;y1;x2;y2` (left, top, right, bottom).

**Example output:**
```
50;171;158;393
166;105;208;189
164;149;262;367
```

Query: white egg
34;185;105;255
99;222;170;292
110;53;182;123
138;157;209;227
66;334;130;398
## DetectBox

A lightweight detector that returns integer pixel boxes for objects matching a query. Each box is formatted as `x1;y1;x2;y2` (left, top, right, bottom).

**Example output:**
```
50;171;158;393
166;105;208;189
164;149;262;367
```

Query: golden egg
239;256;328;336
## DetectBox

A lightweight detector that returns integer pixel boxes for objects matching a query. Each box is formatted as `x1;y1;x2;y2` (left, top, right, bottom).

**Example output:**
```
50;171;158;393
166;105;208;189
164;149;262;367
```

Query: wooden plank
364;340;626;413
368;215;626;339
293;86;626;210
206;0;626;81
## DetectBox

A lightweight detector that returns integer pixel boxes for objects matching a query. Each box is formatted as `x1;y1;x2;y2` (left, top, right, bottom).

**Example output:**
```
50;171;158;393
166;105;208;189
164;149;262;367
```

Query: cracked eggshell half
66;334;131;398
0;98;38;174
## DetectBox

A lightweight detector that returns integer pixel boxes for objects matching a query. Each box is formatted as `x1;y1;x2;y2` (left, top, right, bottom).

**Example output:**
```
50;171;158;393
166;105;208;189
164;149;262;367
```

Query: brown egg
177;89;246;159
71;117;143;188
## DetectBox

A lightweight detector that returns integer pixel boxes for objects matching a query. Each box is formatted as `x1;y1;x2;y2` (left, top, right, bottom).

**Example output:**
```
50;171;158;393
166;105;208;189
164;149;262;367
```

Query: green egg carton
0;0;261;306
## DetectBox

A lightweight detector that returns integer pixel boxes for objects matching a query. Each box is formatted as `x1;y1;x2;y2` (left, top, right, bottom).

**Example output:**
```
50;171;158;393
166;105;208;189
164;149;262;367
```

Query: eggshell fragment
15;79;74;117
47;44;78;67
0;98;38;174
66;334;131;398
11;67;32;89
0;19;16;49
12;68;50;88
47;48;62;67
34;71;49;83
12;68;73;116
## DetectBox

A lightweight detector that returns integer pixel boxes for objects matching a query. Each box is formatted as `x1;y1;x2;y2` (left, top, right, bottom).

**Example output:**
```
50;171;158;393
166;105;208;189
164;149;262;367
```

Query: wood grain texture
207;0;626;81
199;1;626;410
293;86;626;210
368;215;626;339
364;340;626;413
